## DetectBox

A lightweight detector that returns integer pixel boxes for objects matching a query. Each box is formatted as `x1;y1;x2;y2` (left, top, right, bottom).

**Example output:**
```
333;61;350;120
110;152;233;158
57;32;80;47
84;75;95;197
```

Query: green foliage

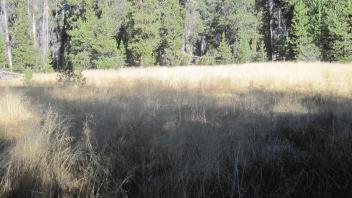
0;33;7;69
67;0;126;70
4;0;352;74
23;67;33;84
181;0;262;65
326;0;352;62
12;0;42;72
218;0;261;63
128;0;161;66
183;0;206;56
306;0;327;46
218;33;233;64
57;69;86;86
196;50;217;65
236;32;252;63
159;0;185;66
289;0;320;61
255;41;267;62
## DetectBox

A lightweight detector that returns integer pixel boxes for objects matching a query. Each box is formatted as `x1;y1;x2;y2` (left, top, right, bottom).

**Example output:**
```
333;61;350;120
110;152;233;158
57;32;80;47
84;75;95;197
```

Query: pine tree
326;0;352;62
255;41;267;62
66;0;95;70
308;0;326;44
218;33;233;64
1;0;12;70
159;0;185;66
5;0;346;70
182;0;205;58
236;31;252;63
304;0;329;60
128;0;161;66
94;0;126;69
289;0;320;61
0;33;7;68
67;0;126;70
220;0;261;63
12;0;42;72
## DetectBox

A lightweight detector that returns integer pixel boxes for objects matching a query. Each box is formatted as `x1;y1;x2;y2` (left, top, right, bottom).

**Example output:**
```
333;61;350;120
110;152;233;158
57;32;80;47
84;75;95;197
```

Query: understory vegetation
1;63;352;197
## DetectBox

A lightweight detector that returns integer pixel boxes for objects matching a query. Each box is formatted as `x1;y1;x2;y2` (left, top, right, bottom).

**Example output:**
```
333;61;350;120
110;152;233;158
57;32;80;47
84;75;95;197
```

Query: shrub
196;51;217;65
23;67;33;84
57;70;86;86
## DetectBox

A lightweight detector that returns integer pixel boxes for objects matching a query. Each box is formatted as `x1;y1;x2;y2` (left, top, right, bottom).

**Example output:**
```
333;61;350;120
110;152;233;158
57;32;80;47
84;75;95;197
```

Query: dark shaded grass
1;84;352;197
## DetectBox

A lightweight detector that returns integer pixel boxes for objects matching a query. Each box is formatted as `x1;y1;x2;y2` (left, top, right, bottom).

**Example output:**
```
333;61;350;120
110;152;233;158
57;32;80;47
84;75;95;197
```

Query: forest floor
1;62;352;197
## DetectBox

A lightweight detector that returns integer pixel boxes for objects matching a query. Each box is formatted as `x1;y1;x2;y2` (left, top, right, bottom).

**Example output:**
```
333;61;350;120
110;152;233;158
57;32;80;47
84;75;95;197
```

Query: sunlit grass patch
0;91;38;139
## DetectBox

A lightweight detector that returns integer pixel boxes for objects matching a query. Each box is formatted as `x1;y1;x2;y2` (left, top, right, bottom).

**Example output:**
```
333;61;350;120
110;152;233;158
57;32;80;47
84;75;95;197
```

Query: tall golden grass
2;62;352;97
1;62;352;197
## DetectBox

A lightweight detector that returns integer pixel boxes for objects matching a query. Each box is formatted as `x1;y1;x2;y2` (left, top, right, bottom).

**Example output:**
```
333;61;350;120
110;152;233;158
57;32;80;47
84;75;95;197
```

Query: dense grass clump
1;63;352;197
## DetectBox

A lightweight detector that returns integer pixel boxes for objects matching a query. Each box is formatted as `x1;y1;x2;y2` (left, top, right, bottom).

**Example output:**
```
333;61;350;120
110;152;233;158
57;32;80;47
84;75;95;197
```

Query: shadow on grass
3;84;352;197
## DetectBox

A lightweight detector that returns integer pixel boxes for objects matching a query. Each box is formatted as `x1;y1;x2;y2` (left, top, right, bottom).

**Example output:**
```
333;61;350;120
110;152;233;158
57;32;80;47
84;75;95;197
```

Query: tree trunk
269;0;274;60
139;56;144;67
183;0;194;57
42;0;49;61
27;0;37;47
1;0;12;70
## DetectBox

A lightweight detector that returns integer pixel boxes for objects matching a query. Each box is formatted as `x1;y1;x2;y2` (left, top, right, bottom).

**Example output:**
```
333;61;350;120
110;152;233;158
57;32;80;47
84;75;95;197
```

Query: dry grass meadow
1;62;352;197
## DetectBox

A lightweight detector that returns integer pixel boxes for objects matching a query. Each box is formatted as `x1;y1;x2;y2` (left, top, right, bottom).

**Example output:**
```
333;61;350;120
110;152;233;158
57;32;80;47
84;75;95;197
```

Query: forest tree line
0;0;351;72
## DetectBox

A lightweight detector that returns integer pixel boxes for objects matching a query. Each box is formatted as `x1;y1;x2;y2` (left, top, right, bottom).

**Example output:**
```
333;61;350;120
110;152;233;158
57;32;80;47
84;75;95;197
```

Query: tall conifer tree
128;0;161;66
218;33;233;64
67;0;126;70
289;0;320;61
326;0;352;61
159;0;185;66
12;0;42;72
0;33;7;68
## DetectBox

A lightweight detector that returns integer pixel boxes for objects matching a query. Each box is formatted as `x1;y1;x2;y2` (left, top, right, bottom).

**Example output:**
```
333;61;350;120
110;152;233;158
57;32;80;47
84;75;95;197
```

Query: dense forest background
0;0;351;72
